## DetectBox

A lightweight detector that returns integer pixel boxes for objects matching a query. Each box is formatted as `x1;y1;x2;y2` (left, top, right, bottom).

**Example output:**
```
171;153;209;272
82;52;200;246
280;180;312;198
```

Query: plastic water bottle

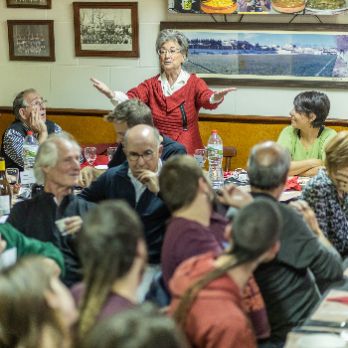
23;131;39;169
207;130;224;190
21;131;39;187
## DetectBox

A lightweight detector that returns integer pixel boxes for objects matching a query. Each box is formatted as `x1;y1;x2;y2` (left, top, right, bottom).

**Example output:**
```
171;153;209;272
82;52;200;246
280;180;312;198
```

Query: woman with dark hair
277;91;336;176
0;256;77;348
168;199;282;348
72;200;147;340
79;303;189;348
90;29;235;154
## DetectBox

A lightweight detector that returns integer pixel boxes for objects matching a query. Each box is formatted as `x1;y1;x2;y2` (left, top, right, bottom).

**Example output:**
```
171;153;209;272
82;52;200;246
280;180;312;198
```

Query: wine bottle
0;158;11;216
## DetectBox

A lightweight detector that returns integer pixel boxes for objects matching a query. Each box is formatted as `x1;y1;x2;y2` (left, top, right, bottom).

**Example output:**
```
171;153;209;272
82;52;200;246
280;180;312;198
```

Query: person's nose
137;155;146;166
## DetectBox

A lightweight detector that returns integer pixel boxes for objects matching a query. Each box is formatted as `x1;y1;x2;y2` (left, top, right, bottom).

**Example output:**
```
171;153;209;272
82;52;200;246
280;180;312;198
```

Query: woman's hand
212;87;236;103
90;77;115;99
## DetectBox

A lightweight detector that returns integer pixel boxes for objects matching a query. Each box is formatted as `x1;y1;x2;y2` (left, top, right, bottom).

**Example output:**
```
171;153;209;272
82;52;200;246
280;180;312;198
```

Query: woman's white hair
34;132;80;185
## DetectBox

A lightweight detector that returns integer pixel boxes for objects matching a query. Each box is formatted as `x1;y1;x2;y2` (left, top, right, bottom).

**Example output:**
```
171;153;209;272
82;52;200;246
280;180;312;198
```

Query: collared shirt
127;159;162;203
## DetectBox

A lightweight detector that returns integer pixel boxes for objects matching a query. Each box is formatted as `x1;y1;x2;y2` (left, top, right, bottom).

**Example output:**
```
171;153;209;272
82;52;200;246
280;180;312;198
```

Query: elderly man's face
125;135;161;178
22;91;47;122
44;140;81;188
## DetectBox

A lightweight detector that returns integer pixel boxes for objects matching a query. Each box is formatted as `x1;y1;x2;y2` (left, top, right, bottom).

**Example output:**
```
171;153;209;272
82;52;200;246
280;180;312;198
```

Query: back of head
104;99;154;127
325;131;348;175
231;199;282;261
80;303;188;348
247;141;290;190
78;200;144;337
0;256;58;348
159;155;204;212
34;131;80;185
293;91;330;128
13;88;37;121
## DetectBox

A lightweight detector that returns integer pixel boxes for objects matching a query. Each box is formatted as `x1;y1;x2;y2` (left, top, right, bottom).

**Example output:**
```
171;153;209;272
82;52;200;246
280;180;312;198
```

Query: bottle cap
211;130;217;133
27;131;33;135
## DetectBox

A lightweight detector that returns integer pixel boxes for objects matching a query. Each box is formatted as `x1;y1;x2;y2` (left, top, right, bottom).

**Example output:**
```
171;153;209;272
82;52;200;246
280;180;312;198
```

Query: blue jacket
79;162;170;264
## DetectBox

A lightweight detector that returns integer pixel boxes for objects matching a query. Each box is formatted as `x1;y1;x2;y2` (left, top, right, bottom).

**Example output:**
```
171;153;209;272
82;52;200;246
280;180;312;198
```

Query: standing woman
91;29;235;154
277;91;336;176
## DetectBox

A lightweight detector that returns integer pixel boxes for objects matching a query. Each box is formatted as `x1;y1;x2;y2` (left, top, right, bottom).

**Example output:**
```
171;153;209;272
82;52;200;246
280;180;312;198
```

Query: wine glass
84;147;97;166
107;146;117;162
193;148;206;168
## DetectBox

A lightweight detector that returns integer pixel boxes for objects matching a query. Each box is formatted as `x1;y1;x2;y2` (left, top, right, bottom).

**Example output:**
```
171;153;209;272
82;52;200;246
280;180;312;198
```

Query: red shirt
127;74;221;154
169;252;257;348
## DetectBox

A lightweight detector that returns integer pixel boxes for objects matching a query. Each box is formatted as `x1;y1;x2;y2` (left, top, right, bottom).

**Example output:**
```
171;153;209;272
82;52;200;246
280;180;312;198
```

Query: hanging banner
168;0;348;15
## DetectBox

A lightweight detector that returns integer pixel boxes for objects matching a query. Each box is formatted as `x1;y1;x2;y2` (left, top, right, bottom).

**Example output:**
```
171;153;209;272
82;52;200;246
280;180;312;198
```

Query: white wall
0;0;347;119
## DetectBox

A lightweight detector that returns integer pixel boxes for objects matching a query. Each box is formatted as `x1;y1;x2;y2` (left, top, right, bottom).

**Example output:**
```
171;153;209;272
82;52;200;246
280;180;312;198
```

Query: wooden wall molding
0;106;347;126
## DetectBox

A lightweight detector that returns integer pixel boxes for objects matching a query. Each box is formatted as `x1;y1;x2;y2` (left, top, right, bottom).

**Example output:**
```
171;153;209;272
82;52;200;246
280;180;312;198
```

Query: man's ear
260;240;281;263
158;144;163;158
309;112;317;124
19;107;28;121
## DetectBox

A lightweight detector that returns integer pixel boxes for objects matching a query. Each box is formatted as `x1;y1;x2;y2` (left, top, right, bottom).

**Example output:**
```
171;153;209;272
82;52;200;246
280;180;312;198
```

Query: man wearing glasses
1;88;61;170
79;124;170;297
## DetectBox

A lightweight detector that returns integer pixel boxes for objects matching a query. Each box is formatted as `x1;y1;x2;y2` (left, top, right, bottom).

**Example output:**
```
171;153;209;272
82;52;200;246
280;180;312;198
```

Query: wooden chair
223;146;237;171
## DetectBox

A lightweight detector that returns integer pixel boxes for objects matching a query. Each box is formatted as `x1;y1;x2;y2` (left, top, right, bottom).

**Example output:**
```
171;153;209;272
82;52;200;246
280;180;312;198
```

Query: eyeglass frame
23;98;48;108
157;48;182;56
126;149;155;162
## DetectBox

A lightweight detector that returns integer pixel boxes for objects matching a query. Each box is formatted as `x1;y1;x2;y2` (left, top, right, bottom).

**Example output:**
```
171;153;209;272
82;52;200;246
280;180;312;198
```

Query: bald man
247;141;343;346
78;125;170;266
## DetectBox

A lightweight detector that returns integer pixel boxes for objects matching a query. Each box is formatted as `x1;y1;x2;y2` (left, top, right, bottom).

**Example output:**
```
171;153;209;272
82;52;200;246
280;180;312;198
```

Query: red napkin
80;155;109;169
285;176;301;191
326;296;348;305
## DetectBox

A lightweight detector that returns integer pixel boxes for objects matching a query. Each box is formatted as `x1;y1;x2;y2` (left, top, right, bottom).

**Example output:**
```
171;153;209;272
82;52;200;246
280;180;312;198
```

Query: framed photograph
73;2;139;58
7;20;55;61
6;0;51;9
161;22;348;89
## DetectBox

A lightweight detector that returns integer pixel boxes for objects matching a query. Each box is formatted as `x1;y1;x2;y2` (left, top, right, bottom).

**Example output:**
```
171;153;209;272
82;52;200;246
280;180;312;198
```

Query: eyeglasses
157;48;181;56
25;99;47;108
127;150;154;162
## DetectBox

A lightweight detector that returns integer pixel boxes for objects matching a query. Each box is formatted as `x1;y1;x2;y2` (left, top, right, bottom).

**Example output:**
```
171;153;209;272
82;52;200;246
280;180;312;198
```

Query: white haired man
8;132;94;286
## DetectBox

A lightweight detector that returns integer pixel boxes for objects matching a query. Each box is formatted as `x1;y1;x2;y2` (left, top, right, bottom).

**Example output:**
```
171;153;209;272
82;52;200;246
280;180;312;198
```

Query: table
284;289;348;347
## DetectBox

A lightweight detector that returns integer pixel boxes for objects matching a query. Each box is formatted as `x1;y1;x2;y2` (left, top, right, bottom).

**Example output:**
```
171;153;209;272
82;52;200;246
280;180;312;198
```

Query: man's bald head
124;124;160;148
247;141;290;190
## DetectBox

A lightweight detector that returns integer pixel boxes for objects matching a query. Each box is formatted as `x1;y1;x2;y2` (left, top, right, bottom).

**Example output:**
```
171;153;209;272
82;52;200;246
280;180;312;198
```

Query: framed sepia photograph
161;21;348;89
73;2;139;58
6;0;52;9
7;20;55;61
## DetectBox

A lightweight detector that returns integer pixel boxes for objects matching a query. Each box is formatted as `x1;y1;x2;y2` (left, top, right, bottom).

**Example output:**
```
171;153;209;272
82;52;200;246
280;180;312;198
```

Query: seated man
79;99;186;187
247;141;343;345
8;132;93;287
79;124;170;269
0;222;64;274
1;88;62;171
159;155;269;340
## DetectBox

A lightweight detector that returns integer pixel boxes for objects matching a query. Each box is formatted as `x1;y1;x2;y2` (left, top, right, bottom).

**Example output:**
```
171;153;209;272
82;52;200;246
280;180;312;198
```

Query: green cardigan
0;222;65;274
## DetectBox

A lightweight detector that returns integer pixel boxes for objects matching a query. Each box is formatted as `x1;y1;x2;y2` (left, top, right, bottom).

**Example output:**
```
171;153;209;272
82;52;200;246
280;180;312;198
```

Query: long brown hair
173;199;282;326
77;200;144;338
0;256;65;348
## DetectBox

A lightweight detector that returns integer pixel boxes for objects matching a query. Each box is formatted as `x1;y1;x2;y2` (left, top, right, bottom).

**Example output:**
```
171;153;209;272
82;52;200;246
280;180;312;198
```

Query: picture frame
6;0;52;9
160;22;348;89
7;20;55;61
73;2;139;58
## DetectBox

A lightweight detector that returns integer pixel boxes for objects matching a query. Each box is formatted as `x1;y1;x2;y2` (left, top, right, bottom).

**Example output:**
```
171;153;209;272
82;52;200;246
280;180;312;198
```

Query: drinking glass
107;146;117;162
194;149;206;168
84;147;97;166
